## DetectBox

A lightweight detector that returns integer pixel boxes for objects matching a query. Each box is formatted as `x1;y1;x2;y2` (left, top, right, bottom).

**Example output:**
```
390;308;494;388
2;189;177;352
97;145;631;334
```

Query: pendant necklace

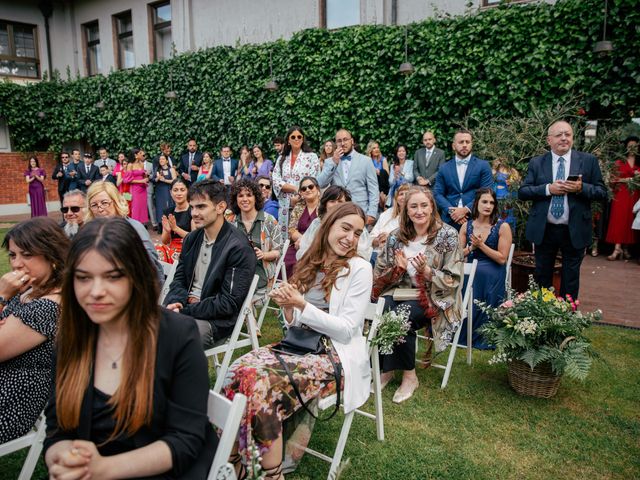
105;350;125;369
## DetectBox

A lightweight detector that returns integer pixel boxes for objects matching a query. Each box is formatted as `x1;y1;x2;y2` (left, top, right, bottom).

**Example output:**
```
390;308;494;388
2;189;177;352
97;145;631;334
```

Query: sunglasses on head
289;134;303;140
299;184;316;192
61;206;81;213
258;183;272;190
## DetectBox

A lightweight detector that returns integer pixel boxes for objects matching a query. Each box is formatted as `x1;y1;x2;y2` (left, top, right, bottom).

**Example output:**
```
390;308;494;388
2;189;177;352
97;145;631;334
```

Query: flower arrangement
370;304;411;355
478;278;601;381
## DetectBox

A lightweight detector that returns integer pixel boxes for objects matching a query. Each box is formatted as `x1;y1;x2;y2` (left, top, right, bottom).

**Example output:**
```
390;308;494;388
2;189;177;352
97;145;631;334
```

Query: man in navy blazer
178;138;203;184
76;153;101;192
433;130;493;228
212;146;239;195
519;120;606;300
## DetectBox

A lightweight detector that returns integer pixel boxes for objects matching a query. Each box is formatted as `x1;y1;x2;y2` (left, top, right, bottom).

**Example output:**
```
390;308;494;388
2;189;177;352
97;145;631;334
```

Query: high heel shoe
622;248;632;260
607;248;622;261
590;243;599;257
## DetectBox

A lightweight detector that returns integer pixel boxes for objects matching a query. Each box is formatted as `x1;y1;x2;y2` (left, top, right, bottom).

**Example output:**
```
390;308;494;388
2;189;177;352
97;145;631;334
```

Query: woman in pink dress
24;156;47;217
124;148;149;224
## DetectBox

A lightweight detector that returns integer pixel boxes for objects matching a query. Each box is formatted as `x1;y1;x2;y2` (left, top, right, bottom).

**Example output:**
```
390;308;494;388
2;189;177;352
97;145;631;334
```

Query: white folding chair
504;243;515;299
0;412;46;480
207;390;247;480
208;275;260;393
416;259;478;388
256;239;289;330
303;298;386;479
158;260;179;305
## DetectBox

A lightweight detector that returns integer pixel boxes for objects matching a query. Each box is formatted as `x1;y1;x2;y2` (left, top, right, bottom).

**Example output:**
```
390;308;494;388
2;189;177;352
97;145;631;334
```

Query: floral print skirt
222;344;342;471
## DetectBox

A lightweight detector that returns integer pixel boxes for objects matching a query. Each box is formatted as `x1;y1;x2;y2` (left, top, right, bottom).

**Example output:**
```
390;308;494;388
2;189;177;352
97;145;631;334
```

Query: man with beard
433;129;493;228
59;189;86;238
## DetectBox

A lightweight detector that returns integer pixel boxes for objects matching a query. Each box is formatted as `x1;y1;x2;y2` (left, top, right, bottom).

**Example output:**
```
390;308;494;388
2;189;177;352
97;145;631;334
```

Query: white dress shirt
222;158;231;185
546;151;572;225
455;155;471;207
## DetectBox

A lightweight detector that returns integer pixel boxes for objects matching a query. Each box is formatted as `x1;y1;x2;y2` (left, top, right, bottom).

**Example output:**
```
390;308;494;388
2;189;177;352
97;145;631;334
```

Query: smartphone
566;175;580;181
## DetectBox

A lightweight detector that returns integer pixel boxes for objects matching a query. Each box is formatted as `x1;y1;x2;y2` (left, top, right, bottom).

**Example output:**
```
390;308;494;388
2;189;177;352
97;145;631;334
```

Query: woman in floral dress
223;203;372;479
272;126;320;238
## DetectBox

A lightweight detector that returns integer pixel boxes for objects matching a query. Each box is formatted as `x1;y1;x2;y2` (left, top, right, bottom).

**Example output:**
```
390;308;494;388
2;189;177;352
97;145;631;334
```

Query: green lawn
1;229;639;479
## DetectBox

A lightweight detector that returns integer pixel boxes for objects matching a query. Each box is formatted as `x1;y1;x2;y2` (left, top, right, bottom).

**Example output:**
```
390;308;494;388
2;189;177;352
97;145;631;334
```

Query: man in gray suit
413;131;446;187
318;129;379;225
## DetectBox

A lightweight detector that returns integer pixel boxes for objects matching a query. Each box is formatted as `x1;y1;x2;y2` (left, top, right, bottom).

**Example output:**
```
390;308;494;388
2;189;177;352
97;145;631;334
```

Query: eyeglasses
89;200;113;211
258;183;272;190
61;206;81;214
61;156;69;159
335;138;352;144
299;184;316;192
289;134;303;140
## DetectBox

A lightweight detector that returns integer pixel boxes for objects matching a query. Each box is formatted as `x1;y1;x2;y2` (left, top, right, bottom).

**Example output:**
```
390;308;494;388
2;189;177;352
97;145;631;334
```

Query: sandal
229;453;248;480
263;462;283;479
607;248;622;261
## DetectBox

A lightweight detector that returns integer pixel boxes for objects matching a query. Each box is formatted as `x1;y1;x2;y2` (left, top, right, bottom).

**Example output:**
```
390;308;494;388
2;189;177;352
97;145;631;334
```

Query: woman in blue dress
458;187;512;349
492;159;520;234
386;144;414;208
153;154;176;231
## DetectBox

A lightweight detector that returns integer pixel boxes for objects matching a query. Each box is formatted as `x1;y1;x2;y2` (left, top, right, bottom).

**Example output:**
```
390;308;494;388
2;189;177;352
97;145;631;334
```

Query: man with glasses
52;151;74;204
317;128;379;225
59;189;86;238
256;175;279;219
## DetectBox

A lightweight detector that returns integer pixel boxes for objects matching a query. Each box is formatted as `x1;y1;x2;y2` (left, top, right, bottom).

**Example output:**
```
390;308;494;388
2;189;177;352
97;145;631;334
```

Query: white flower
514;318;538;336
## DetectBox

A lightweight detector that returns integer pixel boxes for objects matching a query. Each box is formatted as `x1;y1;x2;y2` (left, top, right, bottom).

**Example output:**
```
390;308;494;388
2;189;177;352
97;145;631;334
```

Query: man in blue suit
317;129;379;225
519;120;606;300
433;129;493;228
212;146;239;199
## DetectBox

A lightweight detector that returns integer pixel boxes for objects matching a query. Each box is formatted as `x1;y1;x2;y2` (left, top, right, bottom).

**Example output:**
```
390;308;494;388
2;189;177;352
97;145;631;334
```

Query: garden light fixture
398;27;415;75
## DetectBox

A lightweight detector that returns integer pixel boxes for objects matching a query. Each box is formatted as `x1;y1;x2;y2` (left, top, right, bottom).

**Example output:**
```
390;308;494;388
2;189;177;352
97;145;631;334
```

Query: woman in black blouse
158;177;193;263
44;217;215;479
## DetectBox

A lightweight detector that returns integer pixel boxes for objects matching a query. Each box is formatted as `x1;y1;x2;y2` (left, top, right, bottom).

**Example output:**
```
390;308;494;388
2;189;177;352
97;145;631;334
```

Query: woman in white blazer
223;202;372;479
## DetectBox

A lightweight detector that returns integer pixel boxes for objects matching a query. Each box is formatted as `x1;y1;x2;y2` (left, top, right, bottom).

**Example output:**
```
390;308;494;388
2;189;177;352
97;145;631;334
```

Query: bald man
518;120;606;300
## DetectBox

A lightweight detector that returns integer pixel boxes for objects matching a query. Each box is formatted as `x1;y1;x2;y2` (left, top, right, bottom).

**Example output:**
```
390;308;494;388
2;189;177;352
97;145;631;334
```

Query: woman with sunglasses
0;218;68;443
223;203;371;479
44;218;216;479
272;126;320;237
257;175;279;219
284;176;321;279
85;181;164;284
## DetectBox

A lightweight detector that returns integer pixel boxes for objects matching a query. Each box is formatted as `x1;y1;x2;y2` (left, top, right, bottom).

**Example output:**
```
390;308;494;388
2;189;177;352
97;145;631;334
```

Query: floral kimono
372;224;464;352
272;151;320;237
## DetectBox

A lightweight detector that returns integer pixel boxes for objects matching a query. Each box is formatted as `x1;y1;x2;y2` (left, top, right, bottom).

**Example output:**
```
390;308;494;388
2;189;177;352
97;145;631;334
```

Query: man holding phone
519;120;606;300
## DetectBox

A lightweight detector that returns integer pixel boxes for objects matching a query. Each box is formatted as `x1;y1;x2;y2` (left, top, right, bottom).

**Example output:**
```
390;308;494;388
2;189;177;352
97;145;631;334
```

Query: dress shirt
424;147;434;166
455;155;471;207
222;158;231;185
190;234;216;300
545;151;571;225
188;152;195;170
341;153;352;180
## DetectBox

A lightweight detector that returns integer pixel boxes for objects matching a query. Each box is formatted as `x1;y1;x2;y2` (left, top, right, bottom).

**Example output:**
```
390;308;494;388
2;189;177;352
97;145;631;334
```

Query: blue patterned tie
550;157;565;219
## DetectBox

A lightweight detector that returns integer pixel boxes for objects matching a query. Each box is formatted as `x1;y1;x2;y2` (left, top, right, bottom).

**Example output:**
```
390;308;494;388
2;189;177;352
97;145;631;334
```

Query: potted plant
478;278;601;398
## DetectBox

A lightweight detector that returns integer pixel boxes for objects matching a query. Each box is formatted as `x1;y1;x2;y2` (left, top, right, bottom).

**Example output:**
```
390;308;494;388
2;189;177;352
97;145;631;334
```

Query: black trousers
534;223;586;300
379;296;430;372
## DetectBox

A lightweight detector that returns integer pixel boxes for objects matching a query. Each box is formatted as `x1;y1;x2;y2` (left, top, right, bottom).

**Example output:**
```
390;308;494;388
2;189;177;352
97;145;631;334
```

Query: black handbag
272;326;342;420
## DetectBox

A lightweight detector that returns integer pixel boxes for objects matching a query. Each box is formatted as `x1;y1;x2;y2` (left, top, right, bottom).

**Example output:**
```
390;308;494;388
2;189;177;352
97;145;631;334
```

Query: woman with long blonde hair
44;218;215;479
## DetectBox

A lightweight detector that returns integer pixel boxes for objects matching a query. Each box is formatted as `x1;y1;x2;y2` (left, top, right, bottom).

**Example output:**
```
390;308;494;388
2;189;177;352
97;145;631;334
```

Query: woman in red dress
606;136;639;260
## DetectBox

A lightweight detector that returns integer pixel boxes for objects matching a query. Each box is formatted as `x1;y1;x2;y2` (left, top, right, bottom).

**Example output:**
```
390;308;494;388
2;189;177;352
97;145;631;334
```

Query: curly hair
291;202;365;300
230;178;264;214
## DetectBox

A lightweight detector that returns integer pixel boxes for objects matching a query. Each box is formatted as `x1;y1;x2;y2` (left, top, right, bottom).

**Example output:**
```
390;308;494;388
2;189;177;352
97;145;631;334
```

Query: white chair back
207;390;247;480
0;413;46;480
505;243;516;299
158;260;179;305
256;239;289;330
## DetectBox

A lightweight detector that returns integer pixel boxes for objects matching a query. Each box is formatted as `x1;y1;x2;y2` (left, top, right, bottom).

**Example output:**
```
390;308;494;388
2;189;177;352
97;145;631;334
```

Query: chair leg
256;298;270;330
327;411;354;480
466;293;473;366
245;309;260;350
371;349;385;441
17;417;46;480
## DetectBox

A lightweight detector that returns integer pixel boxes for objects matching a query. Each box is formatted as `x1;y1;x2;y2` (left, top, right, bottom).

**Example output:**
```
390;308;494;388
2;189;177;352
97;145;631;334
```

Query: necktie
189;153;194;169
550;157;565;219
86;166;89;174
456;158;469;166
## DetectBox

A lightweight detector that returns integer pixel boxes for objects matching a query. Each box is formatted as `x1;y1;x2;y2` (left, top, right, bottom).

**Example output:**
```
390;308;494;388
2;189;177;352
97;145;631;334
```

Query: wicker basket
507;360;561;398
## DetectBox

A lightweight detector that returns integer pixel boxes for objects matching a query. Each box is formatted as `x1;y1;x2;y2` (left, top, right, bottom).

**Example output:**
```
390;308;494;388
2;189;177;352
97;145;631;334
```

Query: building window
150;1;172;62
480;0;532;7
0;20;39;78
322;0;360;30
113;10;135;69
83;21;101;76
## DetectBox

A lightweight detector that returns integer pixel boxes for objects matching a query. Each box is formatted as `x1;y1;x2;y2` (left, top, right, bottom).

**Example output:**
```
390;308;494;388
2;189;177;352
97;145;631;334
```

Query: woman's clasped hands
48;441;108;480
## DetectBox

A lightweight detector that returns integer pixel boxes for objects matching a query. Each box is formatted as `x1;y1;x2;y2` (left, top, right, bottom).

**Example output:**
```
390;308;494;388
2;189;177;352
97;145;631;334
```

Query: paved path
0;212;637;328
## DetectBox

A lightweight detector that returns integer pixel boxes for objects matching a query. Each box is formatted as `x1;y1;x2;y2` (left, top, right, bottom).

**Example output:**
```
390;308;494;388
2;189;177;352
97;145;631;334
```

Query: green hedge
0;0;638;155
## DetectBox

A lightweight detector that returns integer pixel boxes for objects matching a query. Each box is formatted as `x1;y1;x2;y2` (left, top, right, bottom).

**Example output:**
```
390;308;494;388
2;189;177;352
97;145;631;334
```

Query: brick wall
0;152;57;205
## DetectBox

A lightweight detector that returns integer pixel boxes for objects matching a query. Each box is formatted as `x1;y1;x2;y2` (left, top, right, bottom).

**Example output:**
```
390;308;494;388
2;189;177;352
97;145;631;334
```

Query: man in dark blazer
51;151;74;204
212;146;239;197
433;129;493;228
519;120;606;300
413;130;446;187
76;153;100;192
164;180;256;348
178;138;203;184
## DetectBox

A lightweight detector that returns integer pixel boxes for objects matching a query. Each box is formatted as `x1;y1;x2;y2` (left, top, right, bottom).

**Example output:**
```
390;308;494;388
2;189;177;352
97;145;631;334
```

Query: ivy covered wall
0;0;638;156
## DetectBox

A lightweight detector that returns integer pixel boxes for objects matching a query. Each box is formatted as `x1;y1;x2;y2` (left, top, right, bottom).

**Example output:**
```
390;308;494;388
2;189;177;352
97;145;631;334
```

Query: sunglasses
61;206;81;214
258;183;272;190
299;184;316;192
289;134;303;140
